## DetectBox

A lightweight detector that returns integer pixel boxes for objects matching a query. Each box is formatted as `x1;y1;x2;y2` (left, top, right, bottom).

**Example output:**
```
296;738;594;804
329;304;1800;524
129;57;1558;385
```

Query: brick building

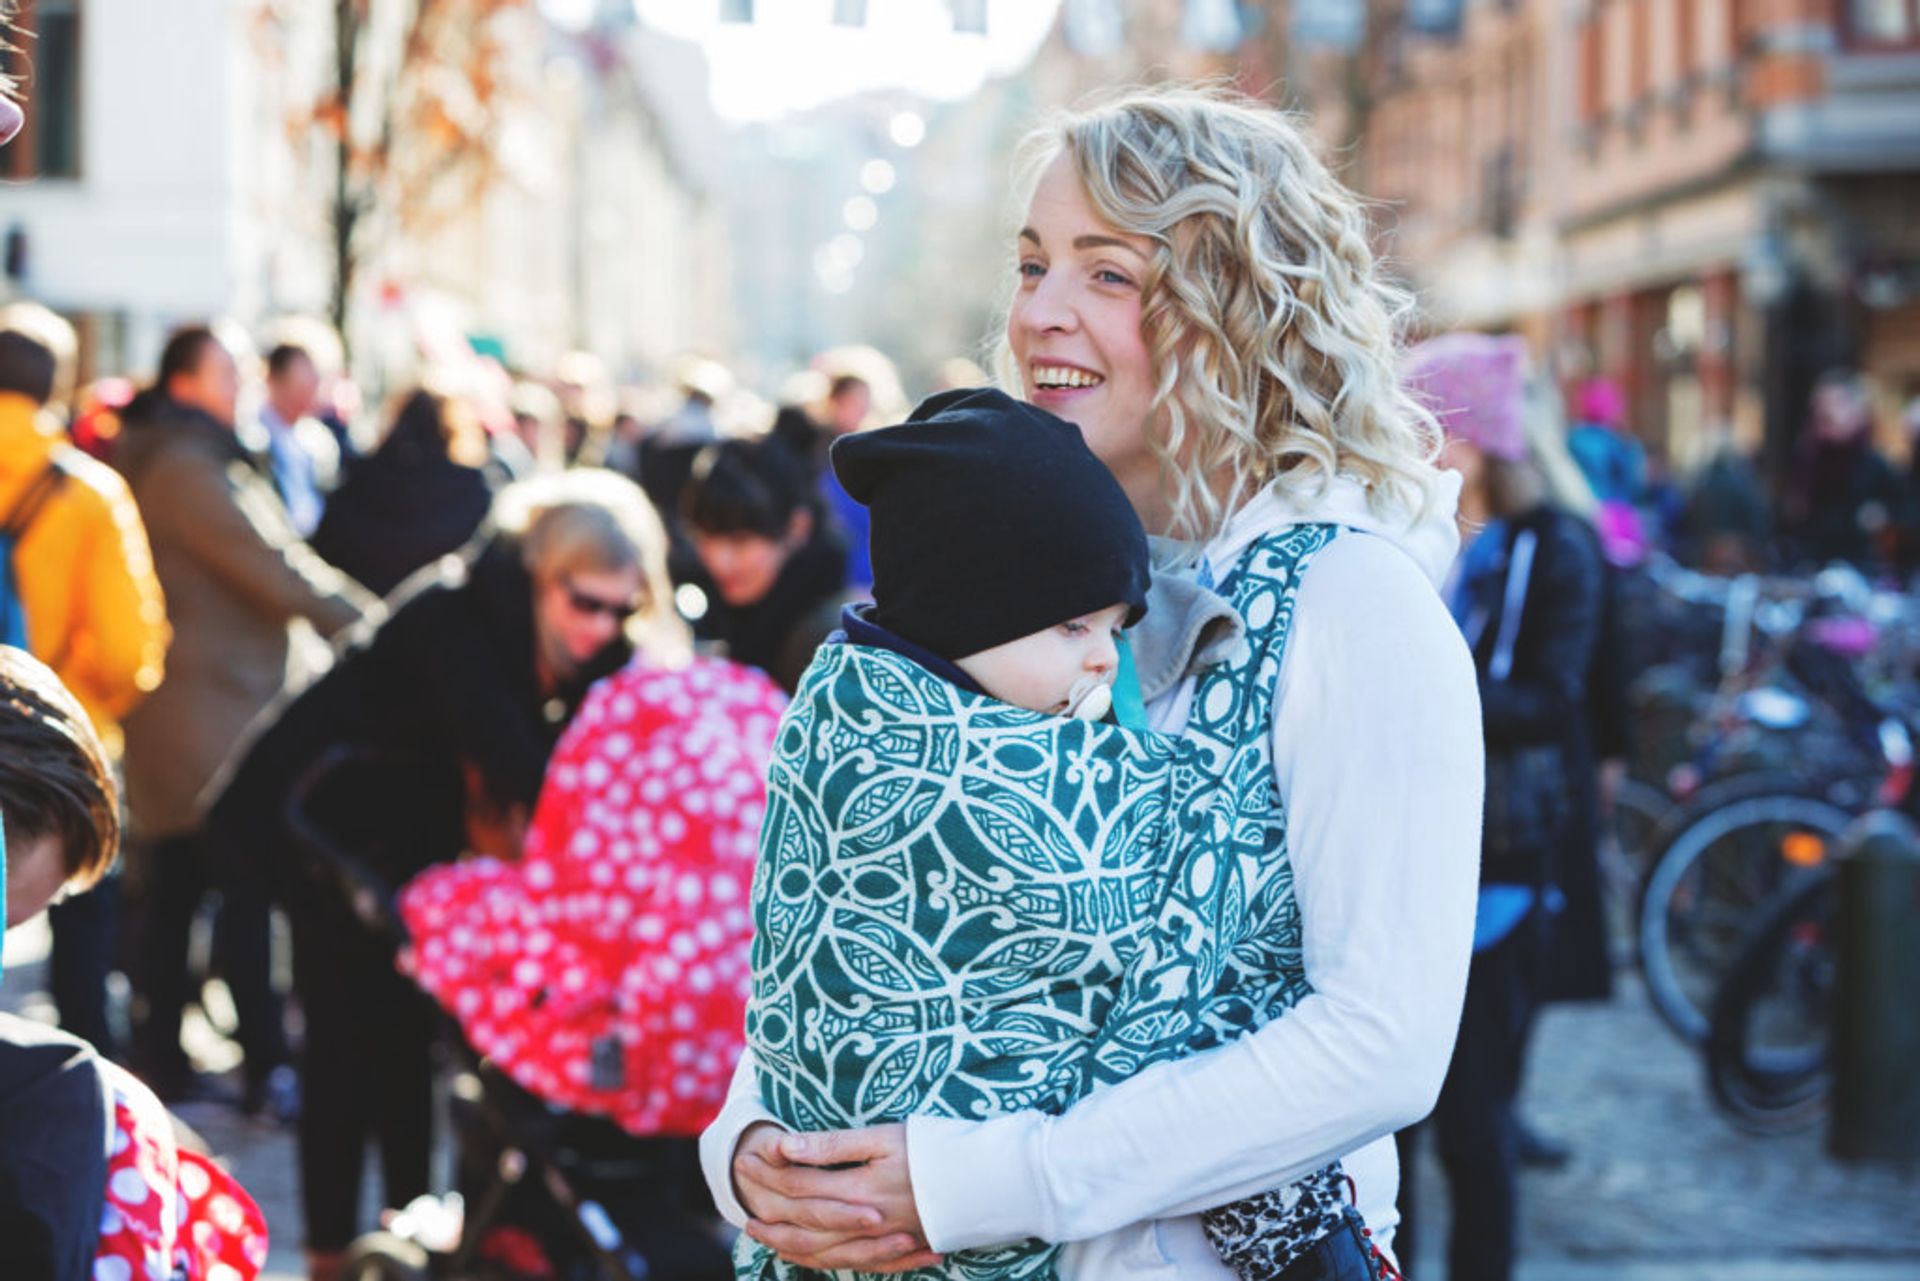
1319;0;1920;484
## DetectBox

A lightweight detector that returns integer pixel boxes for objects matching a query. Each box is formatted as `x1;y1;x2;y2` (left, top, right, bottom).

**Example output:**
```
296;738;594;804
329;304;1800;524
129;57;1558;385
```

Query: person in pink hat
1566;375;1647;507
1399;331;1612;1281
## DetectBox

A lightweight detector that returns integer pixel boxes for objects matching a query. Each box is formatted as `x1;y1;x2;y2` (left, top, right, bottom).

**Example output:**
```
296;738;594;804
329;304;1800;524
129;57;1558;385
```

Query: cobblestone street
1406;974;1920;1280
9;917;1919;1281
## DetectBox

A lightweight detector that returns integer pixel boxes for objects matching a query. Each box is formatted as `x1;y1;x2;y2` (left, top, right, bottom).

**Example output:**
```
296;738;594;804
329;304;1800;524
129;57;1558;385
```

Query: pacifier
1064;674;1113;721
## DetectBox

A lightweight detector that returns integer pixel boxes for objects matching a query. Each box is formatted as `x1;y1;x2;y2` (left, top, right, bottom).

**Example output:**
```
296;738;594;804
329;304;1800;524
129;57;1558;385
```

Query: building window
1;0;82;180
1848;0;1920;46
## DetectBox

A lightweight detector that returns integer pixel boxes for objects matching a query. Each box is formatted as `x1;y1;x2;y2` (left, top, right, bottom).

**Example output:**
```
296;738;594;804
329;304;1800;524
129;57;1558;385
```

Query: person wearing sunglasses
204;466;685;1281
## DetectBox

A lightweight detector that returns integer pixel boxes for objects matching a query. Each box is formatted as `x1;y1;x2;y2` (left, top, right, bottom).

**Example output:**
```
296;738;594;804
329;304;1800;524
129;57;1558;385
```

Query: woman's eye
1018;260;1046;281
1094;268;1133;287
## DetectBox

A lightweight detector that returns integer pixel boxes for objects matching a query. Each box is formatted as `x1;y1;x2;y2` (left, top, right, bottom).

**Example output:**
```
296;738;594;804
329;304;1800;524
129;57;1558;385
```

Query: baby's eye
1059;620;1090;637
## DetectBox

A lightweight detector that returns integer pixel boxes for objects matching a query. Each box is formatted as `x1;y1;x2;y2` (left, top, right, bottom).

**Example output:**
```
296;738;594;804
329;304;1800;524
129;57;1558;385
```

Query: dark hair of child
0;647;119;886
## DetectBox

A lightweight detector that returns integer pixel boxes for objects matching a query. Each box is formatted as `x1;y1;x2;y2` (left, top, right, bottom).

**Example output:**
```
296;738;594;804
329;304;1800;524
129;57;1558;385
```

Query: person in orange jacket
0;301;170;1055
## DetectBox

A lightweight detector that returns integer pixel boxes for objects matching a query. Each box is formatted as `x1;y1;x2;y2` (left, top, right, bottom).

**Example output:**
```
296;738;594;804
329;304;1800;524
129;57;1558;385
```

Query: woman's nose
1019;274;1078;335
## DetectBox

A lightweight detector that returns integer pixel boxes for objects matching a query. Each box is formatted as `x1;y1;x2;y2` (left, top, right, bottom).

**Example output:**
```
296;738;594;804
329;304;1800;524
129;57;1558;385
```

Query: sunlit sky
539;0;1064;122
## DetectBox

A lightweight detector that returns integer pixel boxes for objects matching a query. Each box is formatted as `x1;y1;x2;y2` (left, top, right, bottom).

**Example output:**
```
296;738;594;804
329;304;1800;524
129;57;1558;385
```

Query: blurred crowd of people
0;298;944;1279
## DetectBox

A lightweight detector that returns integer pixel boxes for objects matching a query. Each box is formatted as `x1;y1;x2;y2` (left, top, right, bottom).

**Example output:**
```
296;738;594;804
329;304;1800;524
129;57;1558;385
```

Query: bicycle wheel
1637;791;1852;1044
1704;869;1834;1134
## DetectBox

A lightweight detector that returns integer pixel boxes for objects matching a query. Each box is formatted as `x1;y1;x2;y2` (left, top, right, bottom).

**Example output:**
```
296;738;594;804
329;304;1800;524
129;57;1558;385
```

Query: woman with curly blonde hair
704;85;1484;1280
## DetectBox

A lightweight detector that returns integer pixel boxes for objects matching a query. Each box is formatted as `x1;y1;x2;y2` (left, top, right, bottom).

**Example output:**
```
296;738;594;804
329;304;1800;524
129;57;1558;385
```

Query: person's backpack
0;459;70;651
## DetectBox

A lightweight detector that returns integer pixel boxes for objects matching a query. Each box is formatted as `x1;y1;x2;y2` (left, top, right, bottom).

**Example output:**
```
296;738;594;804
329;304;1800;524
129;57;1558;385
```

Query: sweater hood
1131;559;1243;706
1205;470;1462;591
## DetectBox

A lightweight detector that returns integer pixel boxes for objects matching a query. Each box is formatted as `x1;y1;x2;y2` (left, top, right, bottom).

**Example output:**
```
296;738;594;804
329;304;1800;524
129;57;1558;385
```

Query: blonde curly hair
994;84;1443;548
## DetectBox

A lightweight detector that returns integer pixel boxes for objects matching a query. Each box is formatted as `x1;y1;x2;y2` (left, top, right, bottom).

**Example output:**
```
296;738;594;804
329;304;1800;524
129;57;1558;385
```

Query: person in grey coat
115;324;374;1111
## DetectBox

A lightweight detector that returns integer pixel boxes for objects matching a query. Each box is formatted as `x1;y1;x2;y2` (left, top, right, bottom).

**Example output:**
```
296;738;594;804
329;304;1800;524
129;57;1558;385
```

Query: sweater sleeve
907;535;1483;1251
698;1052;783;1229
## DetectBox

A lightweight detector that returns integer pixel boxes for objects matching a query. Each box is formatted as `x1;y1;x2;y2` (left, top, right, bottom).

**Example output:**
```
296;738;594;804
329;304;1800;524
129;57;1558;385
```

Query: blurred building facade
1009;0;1920;487
1340;0;1920;485
0;0;731;388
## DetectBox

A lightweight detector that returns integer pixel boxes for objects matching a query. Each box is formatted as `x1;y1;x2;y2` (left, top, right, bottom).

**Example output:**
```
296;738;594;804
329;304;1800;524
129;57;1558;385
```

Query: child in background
0;646;268;1281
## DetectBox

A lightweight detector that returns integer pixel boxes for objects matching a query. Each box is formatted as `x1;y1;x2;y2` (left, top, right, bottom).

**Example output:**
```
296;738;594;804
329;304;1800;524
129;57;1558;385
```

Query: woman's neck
1127;470;1178;539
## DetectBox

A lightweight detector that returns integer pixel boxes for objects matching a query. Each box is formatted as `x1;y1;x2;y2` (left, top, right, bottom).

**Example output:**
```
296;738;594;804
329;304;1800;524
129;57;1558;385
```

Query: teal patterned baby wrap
740;525;1348;1281
748;641;1197;1135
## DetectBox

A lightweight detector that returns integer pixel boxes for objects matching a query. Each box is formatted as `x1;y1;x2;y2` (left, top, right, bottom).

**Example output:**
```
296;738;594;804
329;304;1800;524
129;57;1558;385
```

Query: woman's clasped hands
734;1121;945;1273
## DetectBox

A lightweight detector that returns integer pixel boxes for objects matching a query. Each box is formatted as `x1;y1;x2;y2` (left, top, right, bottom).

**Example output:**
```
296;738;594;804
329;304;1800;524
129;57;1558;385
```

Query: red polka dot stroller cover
400;658;787;1136
95;1062;270;1281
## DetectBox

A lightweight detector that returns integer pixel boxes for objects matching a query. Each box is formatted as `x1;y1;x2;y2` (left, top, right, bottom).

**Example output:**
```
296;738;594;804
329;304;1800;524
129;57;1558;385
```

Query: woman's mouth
1030;364;1105;398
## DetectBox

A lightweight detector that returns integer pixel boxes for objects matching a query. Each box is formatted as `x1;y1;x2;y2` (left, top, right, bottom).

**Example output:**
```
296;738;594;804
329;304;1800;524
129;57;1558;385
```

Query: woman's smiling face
1008;153;1164;521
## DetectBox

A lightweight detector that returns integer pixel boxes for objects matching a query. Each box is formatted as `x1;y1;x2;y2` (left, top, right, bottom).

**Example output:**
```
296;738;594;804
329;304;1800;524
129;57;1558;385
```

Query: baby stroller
283;744;734;1281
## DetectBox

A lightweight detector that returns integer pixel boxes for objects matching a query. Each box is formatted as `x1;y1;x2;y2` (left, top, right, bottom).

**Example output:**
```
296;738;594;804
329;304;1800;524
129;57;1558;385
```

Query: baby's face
955;603;1130;716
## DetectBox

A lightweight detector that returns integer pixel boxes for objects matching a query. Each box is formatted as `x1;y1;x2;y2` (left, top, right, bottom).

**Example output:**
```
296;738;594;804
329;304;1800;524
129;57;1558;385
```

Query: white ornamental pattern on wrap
748;642;1190;1137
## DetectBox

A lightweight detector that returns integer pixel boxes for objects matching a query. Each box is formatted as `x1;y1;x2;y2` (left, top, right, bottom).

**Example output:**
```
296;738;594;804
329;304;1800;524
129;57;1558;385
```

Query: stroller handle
283;742;415;949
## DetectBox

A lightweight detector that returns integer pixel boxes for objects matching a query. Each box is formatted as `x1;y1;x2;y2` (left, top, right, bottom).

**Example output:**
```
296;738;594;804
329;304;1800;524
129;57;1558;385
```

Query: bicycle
1703;866;1834;1134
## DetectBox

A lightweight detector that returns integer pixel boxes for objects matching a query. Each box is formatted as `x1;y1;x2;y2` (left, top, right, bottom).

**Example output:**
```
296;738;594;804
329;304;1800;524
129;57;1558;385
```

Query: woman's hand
735;1122;942;1273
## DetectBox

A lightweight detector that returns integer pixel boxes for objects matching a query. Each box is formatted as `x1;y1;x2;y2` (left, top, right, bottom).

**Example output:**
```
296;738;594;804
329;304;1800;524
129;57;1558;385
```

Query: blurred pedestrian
555;349;615;467
0;302;169;1057
1402;331;1606;1281
256;339;342;539
1565;376;1645;506
683;437;850;692
207;469;668;1281
115;323;375;1113
602;396;649;482
765;403;823;477
68;376;135;464
1682;422;1771;573
1788;369;1901;569
1892;396;1920;576
505;379;562;477
814;372;875;591
310;387;495;598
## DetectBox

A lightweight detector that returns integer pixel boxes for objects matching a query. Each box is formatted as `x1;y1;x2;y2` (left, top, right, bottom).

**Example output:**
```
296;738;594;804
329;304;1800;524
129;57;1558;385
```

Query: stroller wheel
341;1232;432;1281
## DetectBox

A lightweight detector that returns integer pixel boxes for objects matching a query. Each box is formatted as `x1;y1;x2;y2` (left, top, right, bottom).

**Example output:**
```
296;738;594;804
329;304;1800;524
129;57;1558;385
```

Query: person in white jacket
703;85;1485;1280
